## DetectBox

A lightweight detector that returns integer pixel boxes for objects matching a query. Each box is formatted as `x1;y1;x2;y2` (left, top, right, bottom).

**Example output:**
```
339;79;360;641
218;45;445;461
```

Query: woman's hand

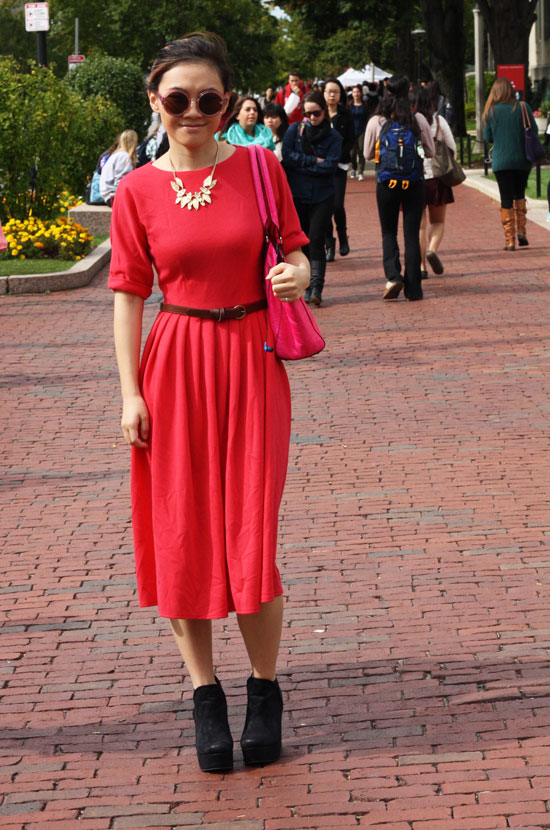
268;259;310;302
121;394;150;448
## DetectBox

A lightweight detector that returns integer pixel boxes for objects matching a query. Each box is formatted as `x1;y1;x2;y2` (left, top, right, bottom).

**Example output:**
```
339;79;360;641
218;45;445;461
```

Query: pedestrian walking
259;86;276;110
220;96;275;150
426;80;454;127
483;78;537;250
99;129;138;207
412;85;456;278
364;74;434;301
275;71;306;125
349;84;368;181
263;102;289;161
282;90;342;305
86;136;120;205
323;77;354;260
109;31;309;773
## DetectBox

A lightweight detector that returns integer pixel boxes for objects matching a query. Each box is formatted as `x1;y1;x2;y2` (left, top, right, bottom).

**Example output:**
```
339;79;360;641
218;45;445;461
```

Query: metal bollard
467;135;472;168
536;163;541;198
459;135;464;166
484;141;489;176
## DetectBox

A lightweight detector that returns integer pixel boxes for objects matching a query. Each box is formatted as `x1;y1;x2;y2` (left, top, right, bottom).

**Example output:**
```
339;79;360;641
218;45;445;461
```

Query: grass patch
486;167;550;200
0;233;109;276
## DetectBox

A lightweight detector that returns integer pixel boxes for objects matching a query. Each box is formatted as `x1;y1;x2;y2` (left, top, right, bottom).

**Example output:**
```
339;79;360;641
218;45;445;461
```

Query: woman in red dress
109;32;309;773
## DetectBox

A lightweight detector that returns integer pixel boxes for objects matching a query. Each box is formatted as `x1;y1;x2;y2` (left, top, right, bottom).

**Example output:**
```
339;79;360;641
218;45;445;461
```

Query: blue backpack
376;119;422;187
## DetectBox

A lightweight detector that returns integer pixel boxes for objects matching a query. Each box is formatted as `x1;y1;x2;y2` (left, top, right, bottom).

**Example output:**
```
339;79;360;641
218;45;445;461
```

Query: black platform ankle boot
193;677;233;772
338;228;350;256
240;676;283;766
325;237;336;262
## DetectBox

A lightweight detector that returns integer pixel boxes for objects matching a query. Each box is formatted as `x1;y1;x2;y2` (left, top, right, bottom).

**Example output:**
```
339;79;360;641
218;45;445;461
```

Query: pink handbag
248;144;325;360
0;220;7;252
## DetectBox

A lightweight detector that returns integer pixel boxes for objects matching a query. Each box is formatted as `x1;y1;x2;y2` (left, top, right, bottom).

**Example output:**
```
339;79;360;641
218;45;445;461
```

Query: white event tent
338;64;391;86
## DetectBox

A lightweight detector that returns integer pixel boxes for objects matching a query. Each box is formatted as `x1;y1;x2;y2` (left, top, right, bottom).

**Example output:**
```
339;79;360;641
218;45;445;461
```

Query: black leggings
376;179;425;301
351;133;365;175
294;196;334;262
326;168;348;237
494;169;530;209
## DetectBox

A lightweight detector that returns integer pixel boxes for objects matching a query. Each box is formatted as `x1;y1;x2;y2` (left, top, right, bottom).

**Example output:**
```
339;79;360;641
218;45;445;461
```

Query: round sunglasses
156;89;226;117
304;109;323;118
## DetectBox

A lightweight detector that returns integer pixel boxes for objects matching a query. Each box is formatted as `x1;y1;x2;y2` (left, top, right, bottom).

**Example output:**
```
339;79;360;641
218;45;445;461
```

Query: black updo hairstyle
377;74;419;136
147;32;237;127
148;31;232;90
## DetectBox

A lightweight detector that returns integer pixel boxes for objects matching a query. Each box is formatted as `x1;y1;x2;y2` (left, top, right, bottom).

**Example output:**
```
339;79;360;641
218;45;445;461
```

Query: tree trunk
477;0;537;68
419;0;466;135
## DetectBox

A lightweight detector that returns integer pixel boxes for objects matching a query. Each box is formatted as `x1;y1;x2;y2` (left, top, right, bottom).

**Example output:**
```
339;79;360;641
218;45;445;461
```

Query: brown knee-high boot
500;207;516;251
514;198;529;246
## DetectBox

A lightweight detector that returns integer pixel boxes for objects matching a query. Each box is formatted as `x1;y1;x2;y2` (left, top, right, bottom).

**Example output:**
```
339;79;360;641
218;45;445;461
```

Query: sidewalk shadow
2;655;549;763
276;653;550;762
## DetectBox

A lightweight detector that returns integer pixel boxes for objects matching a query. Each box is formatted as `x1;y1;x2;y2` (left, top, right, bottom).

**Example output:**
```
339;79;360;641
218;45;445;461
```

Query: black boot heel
240;676;283;766
325;237;336;262
338;230;350;256
193;677;233;772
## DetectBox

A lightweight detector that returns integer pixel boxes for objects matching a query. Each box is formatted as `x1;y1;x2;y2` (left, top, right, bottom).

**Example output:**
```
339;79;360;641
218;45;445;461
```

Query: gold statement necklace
169;141;219;210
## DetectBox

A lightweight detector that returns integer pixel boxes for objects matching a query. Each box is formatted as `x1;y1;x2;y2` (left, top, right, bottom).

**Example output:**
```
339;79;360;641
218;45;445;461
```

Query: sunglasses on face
305;109;323;118
156;88;225;117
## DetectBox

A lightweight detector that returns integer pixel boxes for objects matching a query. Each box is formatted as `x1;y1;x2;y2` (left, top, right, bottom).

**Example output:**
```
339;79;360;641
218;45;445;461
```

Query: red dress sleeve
264;150;309;255
108;174;154;299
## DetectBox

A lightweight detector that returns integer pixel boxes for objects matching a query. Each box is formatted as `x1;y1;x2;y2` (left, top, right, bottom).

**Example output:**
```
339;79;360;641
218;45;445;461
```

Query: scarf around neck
225;122;275;150
301;120;331;156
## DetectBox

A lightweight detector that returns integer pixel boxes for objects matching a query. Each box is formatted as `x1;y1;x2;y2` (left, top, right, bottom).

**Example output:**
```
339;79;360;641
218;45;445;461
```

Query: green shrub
0;57;123;220
66;53;150;135
465;71;495;119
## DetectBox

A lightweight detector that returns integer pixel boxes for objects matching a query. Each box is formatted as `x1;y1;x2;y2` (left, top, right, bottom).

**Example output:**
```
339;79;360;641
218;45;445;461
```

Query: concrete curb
0;238;111;296
463;167;549;231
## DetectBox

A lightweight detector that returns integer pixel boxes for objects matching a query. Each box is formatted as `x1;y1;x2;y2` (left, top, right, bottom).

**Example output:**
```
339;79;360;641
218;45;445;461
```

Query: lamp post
411;28;425;84
473;4;485;148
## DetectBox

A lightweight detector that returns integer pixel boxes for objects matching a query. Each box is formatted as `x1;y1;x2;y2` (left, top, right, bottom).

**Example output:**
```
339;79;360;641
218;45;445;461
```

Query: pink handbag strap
248;144;268;225
255;145;280;225
248;144;281;227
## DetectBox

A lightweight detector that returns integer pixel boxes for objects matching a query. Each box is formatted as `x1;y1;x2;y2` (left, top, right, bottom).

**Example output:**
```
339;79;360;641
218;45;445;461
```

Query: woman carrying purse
109;32;309;774
411;85;457;277
483;78;537;250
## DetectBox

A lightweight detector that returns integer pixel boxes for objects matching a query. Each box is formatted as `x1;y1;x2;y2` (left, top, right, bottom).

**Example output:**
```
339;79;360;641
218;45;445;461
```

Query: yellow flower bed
1;215;93;261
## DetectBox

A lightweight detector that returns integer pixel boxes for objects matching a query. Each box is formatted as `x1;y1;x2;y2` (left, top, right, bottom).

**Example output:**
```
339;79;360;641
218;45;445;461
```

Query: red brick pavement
1;178;550;830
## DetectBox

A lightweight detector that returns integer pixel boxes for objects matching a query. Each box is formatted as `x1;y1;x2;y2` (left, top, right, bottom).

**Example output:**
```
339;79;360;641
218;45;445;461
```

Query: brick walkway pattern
2;179;550;830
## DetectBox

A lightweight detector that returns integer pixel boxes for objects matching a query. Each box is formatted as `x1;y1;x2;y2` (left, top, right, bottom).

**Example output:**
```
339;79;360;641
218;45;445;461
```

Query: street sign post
25;2;49;66
68;54;85;70
25;2;49;31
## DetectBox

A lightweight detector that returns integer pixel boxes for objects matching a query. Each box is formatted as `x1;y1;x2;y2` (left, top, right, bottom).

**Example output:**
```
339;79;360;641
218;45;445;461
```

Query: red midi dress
108;146;308;620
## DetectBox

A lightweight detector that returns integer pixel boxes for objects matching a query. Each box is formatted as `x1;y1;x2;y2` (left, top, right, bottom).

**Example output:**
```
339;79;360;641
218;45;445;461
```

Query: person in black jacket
282;90;342;305
323;77;355;260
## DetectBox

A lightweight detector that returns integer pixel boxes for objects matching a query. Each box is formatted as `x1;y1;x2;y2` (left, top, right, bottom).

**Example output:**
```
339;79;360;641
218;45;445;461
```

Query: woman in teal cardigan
483;78;537;250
